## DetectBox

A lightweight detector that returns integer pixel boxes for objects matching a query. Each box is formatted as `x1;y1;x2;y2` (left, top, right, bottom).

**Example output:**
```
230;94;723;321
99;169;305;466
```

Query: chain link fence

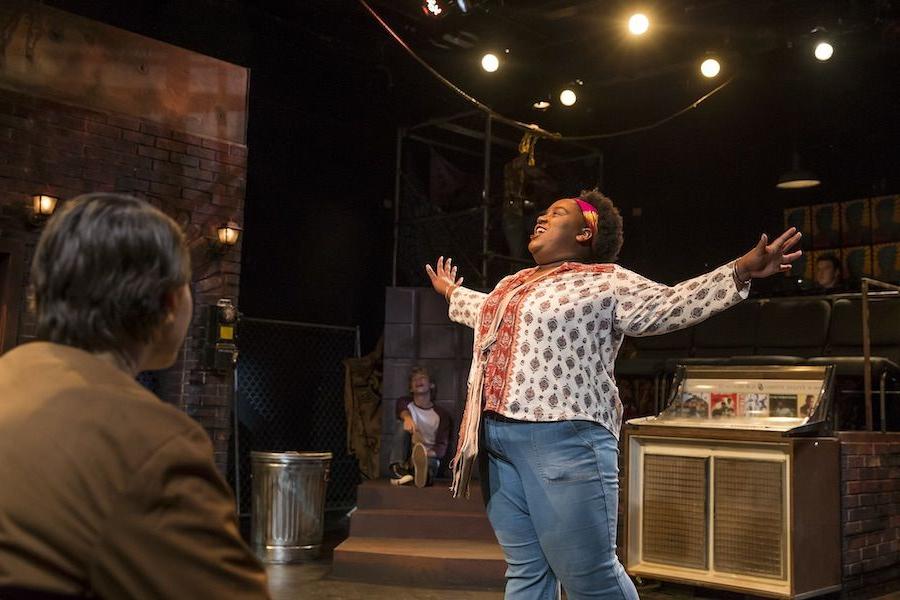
230;318;361;515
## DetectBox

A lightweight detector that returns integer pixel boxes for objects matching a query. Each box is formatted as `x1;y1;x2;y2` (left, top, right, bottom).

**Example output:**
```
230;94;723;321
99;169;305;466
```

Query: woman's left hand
735;227;803;280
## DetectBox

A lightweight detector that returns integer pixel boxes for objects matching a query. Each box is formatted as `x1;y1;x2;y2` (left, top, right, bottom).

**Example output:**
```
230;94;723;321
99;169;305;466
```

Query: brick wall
0;87;246;471
840;432;900;597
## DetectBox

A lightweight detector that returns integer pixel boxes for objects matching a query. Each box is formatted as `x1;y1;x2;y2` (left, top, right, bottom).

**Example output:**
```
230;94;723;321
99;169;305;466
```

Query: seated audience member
814;254;845;292
0;194;270;599
389;367;450;487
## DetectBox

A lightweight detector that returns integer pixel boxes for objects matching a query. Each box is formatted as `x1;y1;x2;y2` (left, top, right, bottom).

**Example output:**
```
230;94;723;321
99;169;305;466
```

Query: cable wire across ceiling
358;0;735;143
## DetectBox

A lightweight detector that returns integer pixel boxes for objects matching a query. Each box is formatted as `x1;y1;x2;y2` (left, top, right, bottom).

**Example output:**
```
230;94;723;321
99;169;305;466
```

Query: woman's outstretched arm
425;256;485;329
613;227;802;336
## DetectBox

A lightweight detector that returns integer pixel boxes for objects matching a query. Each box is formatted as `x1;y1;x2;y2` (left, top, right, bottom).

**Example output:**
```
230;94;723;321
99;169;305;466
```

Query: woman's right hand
425;256;463;298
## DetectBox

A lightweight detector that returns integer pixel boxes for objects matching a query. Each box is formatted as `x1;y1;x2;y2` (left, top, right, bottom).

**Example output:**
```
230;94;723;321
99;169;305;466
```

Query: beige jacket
0;342;270;599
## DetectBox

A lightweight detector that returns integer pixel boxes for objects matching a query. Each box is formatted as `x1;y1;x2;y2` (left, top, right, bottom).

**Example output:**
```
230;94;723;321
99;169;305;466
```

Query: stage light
422;0;443;16
560;89;577;106
814;41;834;61
533;100;551;110
700;58;721;78
481;53;499;72
628;13;649;35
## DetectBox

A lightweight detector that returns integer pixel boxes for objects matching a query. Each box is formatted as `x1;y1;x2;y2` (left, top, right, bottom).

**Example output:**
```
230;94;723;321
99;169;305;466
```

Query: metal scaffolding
392;111;604;290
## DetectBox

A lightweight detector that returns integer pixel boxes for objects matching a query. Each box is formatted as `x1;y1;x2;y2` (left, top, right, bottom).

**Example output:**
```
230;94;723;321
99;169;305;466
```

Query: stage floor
266;561;900;600
267;561;501;599
262;511;503;599
259;512;900;600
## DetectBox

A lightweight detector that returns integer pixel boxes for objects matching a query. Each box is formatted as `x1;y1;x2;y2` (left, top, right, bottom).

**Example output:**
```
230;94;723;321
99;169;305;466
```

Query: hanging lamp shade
776;151;821;189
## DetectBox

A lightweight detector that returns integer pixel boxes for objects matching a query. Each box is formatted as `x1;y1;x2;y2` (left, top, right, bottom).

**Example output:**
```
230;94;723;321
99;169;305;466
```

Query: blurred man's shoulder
0;342;208;464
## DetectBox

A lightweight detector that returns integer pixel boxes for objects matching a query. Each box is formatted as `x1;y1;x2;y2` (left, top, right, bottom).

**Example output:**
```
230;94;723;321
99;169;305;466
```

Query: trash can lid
250;451;333;463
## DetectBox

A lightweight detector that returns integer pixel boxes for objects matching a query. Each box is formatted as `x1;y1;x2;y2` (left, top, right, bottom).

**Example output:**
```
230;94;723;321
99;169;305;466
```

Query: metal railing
861;277;900;432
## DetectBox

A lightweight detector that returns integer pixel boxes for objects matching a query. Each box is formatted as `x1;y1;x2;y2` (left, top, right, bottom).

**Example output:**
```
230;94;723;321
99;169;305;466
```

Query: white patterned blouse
448;261;750;439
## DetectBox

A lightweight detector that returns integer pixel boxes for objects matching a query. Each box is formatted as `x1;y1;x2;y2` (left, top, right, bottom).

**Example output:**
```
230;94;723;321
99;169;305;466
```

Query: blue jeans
481;416;638;600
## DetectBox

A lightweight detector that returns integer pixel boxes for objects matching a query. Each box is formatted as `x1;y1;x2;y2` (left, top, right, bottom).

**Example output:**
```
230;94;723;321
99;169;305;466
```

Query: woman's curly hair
579;189;623;263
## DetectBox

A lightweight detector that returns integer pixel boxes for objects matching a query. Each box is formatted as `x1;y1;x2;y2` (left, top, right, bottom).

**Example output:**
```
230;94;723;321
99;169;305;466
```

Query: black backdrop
43;0;900;350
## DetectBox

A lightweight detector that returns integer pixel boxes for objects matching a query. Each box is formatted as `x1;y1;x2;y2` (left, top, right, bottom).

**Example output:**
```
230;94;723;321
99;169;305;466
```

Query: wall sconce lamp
30;194;59;225
211;221;242;255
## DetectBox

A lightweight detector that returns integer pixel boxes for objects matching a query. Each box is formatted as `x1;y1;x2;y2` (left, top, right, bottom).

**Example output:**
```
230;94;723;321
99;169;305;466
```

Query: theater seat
727;355;805;366
663;355;803;374
617;327;693;377
664;357;727;371
755;298;831;357
824;297;900;366
629;327;693;359
691;301;760;358
616;328;693;412
807;356;900;378
615;357;665;377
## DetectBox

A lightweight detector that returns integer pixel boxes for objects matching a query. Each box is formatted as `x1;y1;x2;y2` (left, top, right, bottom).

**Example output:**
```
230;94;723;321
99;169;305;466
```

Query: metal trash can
250;451;332;563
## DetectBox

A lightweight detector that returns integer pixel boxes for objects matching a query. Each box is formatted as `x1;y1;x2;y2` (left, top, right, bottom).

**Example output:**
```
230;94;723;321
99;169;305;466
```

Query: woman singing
426;190;802;600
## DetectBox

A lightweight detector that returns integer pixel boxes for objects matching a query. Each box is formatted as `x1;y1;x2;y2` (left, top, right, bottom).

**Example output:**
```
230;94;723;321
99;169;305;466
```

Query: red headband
573;198;599;237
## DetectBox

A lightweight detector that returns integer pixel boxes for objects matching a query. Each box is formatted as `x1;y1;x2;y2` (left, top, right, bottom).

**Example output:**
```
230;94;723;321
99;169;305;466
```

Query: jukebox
623;364;841;599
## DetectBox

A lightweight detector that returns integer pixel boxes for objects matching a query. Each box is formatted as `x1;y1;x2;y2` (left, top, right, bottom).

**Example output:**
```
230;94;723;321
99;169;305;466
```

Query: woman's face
528;199;591;264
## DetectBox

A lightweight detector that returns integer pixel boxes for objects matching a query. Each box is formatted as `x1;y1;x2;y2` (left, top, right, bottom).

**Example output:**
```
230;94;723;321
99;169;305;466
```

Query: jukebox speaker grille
713;458;785;579
641;455;709;569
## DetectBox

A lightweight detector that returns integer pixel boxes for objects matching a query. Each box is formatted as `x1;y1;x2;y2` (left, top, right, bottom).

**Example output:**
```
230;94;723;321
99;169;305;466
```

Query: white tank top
408;402;440;451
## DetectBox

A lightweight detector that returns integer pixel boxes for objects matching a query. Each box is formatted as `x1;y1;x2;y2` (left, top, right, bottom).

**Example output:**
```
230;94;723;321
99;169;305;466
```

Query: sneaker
390;474;414;486
389;463;408;480
411;442;428;488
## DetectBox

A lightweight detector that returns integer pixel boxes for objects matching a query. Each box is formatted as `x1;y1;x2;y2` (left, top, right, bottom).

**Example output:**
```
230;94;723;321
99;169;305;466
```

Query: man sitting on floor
389;367;450;487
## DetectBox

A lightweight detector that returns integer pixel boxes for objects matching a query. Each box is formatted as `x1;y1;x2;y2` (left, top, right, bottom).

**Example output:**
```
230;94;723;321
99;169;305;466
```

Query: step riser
357;485;486;513
350;512;497;541
331;549;506;590
338;480;506;590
